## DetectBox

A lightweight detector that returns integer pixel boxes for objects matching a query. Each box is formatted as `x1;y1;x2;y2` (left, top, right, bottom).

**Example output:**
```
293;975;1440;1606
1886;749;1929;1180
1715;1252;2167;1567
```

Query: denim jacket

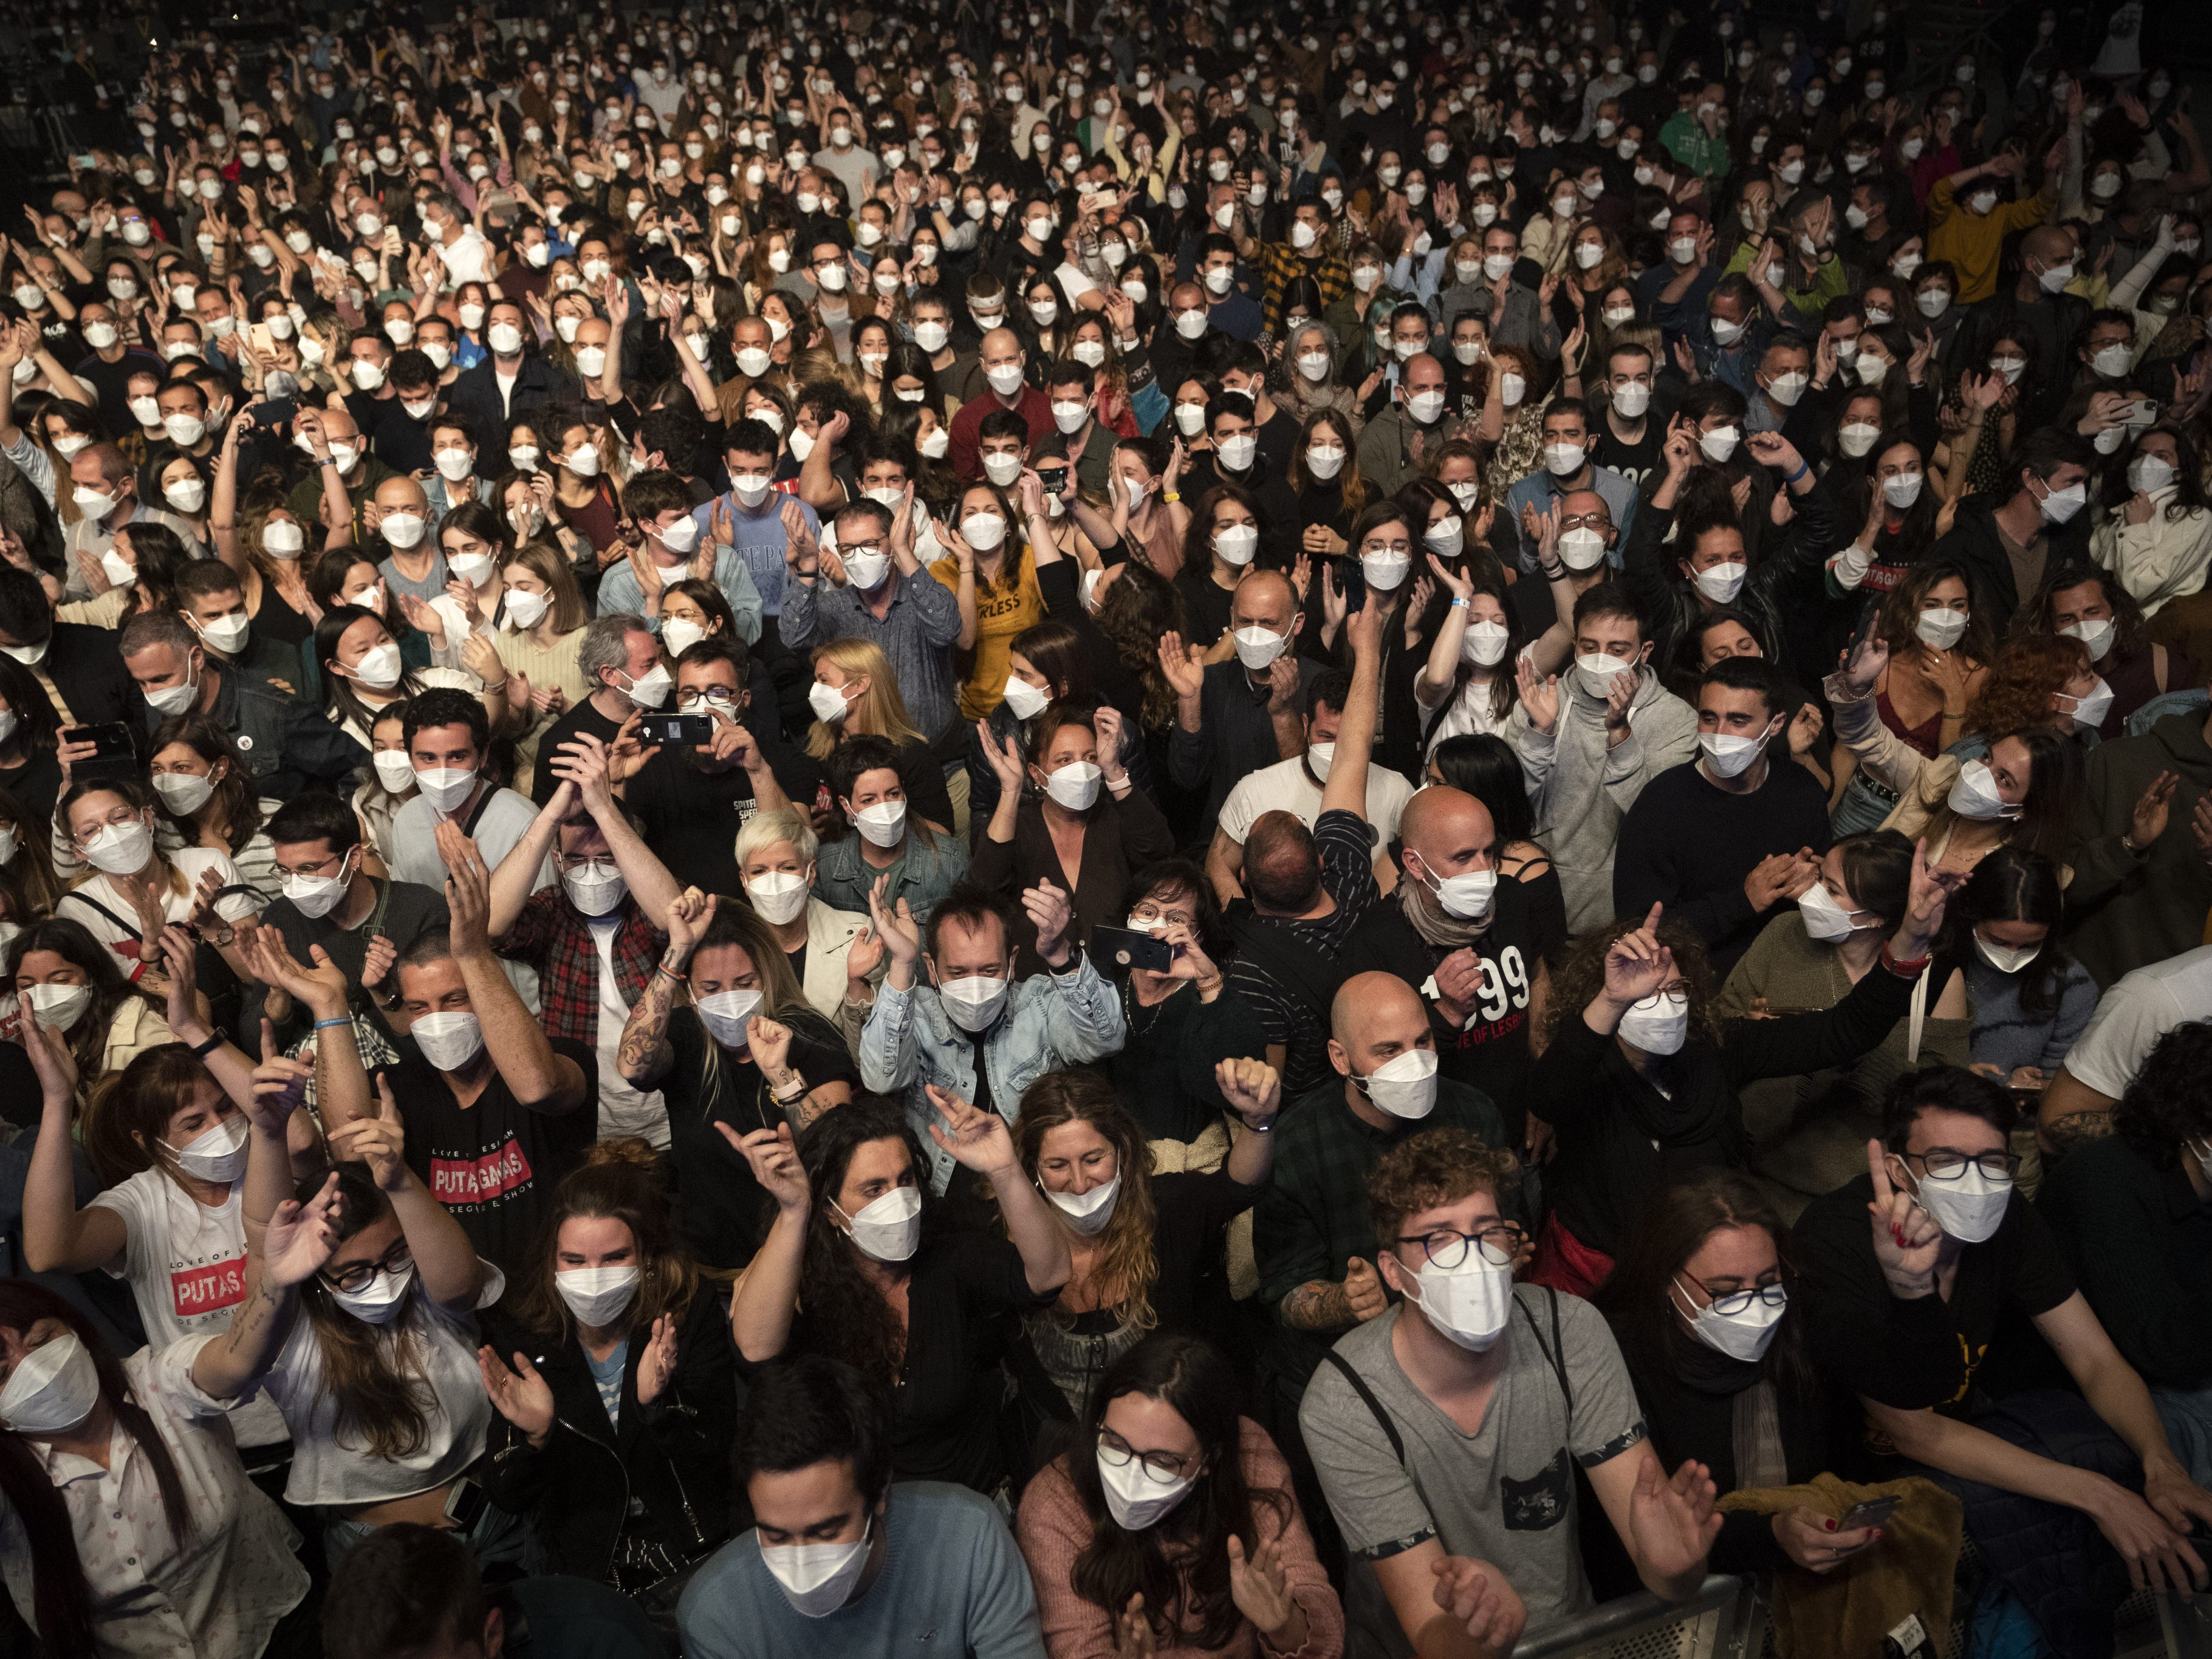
859;952;1126;1190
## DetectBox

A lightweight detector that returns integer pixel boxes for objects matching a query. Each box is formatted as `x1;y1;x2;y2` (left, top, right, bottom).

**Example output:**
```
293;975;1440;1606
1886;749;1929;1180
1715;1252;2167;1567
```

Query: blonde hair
805;637;926;759
500;539;588;635
735;805;820;871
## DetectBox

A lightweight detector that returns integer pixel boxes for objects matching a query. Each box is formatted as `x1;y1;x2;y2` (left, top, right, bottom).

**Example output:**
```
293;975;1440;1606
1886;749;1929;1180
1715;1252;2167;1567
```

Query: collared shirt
0;1338;309;1659
777;568;965;738
1505;462;1642;571
814;825;971;925
498;886;661;1049
1258;240;1355;336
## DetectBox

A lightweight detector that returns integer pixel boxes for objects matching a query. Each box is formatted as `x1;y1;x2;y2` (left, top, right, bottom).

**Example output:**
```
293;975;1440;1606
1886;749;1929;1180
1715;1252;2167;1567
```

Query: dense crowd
0;0;2210;1655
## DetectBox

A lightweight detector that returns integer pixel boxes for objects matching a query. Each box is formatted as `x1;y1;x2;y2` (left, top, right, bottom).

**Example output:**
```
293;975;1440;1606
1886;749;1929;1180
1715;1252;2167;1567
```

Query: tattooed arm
619;891;713;1089
1280;1256;1389;1333
190;1173;343;1401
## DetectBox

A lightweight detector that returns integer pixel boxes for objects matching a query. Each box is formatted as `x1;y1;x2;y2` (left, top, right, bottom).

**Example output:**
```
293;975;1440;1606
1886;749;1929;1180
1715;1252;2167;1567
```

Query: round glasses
1097;1430;1197;1485
321;1239;413;1295
1906;1147;2021;1182
1394;1223;1521;1271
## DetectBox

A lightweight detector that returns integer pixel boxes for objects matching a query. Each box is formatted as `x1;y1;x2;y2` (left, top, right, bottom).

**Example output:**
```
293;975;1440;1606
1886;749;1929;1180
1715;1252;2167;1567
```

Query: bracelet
656;960;687;980
484;681;509;694
771;1074;808;1103
1785;463;1809;483
1237;1112;1276;1134
1450;595;1471;609
313;1016;352;1032
1880;942;1933;977
1162;490;1182;503
189;1032;224;1058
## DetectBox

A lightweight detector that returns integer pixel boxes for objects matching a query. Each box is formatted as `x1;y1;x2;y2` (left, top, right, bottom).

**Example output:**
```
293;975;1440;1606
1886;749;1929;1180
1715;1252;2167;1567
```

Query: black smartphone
1036;465;1069;496
1092;925;1174;973
637;713;714;745
1335;554;1367;617
1839;1495;1899;1531
63;722;136;759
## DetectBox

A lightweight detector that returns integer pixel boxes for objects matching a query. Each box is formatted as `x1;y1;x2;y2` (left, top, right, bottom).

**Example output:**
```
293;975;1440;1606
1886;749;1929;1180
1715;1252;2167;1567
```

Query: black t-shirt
1792;1172;2078;1423
530;699;630;805
788;1228;1057;1493
389;1032;598;1282
246;877;451;1044
661;1005;858;1270
1338;882;1553;1141
1594;416;1664;494
1174;563;1238;651
625;736;827;897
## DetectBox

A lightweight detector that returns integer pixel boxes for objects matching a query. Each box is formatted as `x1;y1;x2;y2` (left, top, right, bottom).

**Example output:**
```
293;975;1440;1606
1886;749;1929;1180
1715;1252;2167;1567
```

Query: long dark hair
1943;844;2071;1017
793;1098;934;1388
1430;733;1535;846
0;655;60;761
2012;562;2152;667
1597;1170;1817;1403
0;1279;194;1655
313;603;425;737
506;1138;700;1346
1067;1333;1291;1651
295;1163;434;1461
4;916;165;1078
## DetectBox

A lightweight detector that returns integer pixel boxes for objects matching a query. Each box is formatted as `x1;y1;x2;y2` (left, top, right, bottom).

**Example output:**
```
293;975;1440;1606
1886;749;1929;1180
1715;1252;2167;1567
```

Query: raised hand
1866;1136;1943;1296
21;1010;80;1104
716;1122;810;1213
1215;1056;1282;1124
2129;770;2177;848
246;1033;313;1138
262;1172;344;1287
1022;877;1074;965
1430;1557;1527;1654
865;880;922;966
1227;1533;1304;1647
1157;632;1207;699
1628;1454;1722;1581
360;932;397;996
748;1014;793;1078
436;824;493;954
1115;1593;1157;1659
663;888;716;966
1602;903;1672;1008
634;1313;680;1405
327;1072;408;1191
1841;626;1888;694
478;1345;556;1440
1894;837;1953;952
977;719;1027;790
924;1084;1017;1175
1515;654;1560;734
1343;1254;1388;1321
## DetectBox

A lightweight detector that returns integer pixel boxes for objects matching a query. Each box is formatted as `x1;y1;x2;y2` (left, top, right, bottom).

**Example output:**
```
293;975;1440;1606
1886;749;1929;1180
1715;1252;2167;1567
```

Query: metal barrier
1513;1576;1764;1659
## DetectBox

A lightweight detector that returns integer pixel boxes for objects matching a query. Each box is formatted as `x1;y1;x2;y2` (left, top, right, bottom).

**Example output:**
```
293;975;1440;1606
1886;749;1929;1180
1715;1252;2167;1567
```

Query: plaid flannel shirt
1258;240;1354;336
497;887;663;1046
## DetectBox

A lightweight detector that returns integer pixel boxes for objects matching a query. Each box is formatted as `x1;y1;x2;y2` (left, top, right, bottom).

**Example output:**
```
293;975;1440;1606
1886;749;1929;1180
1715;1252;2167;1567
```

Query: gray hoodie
1510;665;1699;937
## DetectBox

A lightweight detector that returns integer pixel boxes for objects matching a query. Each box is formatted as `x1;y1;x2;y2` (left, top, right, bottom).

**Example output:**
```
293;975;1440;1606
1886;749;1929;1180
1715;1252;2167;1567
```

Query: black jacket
1929;491;2092;635
132;663;368;799
445;355;582;457
481;1291;738;1586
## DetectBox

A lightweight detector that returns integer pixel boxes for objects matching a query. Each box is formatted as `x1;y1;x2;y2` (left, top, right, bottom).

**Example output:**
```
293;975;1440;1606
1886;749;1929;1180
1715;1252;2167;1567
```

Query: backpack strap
1320;1349;1406;1468
1512;1285;1573;1415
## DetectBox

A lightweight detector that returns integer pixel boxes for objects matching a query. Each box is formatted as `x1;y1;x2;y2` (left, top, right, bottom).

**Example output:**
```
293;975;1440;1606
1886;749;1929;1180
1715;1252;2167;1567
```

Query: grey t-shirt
1299;1288;1646;1656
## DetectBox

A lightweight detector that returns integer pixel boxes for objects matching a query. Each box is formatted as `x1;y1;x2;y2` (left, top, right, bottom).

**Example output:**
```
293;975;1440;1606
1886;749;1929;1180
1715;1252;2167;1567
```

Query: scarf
1400;864;1492;951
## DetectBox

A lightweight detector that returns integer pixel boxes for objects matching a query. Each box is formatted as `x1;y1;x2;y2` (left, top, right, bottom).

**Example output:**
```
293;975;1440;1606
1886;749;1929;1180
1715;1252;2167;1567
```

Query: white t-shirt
2063;942;2212;1098
587;914;669;1146
59;848;254;962
262;1264;504;1506
1416;671;1517;754
86;1170;287;1447
1217;752;1415;848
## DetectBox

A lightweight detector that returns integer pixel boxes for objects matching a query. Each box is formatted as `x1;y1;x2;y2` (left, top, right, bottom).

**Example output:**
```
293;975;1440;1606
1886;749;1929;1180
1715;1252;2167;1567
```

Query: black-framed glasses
321;1238;413;1295
1395;1222;1522;1271
1698;1282;1787;1317
1906;1147;2021;1182
1097;1429;1198;1484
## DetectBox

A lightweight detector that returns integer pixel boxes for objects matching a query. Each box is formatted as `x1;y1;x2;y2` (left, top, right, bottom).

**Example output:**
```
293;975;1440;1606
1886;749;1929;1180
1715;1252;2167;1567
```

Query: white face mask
763;1519;875;1617
152;770;217;816
1946;758;2021;822
1558;527;1609;572
937;973;1010;1032
330;1261;418;1325
1699;722;1773;778
2036;479;2087;525
1362;550;1411;590
1915;607;1968;651
620;664;674;710
1838;423;1881;459
1699;425;1741;463
555;1265;640;1328
1617;990;1690;1055
2128;455;2177;496
561;858;629;917
746;869;811;926
851;798;909;848
0;1332;102;1435
2063;677;2114;731
1001;676;1052;722
164;1113;250;1183
1692;561;1747;604
414;765;478;815
835;1183;923;1262
1974;932;2043;974
1902;1158;2012;1245
1797;883;1869;943
1044;761;1103;811
1402;1247;1512;1350
1674;1278;1786;1363
83;816;155;875
2061;617;2116;662
1046;1172;1121;1235
411;1011;485;1072
26;982;93;1033
962;512;1008;551
1352;1047;1440;1119
1097;1441;1197;1528
1305;443;1346;478
1573;651;1635;698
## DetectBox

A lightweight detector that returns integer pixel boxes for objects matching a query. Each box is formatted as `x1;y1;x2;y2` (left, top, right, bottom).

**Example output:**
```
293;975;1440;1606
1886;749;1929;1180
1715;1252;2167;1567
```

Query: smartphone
247;321;277;357
442;1476;489;1531
1336;554;1367;617
1839;1496;1899;1531
1092;925;1174;973
63;722;137;759
1036;465;1069;496
637;713;714;746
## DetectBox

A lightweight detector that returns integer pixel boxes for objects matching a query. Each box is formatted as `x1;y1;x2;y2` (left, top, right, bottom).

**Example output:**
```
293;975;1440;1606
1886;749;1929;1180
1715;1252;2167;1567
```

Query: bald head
374;473;429;514
1245;811;1321;914
1329;971;1431;1075
2022;225;2072;268
1401;787;1493;866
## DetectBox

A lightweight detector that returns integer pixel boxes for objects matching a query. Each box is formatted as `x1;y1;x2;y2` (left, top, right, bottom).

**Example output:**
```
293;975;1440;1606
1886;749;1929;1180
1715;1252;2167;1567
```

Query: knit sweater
1015;1420;1344;1659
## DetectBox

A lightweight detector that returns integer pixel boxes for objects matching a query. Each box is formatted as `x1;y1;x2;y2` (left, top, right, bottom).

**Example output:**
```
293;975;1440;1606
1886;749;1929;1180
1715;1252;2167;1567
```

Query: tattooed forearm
1280;1279;1357;1333
222;1279;283;1356
617;962;682;1085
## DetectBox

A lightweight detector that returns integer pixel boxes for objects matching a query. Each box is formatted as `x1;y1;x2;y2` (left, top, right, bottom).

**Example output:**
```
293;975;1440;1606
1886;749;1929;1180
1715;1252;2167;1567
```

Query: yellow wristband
1162;491;1182;503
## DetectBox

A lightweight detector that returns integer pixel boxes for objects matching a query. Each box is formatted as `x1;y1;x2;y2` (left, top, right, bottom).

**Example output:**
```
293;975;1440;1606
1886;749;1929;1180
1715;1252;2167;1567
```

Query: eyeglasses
1097;1429;1197;1484
1558;512;1612;532
1629;985;1688;1008
1395;1221;1522;1270
1906;1147;2021;1181
321;1238;412;1295
1697;1281;1787;1316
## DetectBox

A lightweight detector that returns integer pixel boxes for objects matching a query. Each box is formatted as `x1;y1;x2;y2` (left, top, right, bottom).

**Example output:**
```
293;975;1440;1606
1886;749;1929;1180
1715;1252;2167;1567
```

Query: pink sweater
1015;1418;1346;1659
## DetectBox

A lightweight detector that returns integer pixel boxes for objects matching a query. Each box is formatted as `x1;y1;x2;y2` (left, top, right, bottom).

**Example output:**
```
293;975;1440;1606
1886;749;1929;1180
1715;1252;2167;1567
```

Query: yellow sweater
1926;176;2056;304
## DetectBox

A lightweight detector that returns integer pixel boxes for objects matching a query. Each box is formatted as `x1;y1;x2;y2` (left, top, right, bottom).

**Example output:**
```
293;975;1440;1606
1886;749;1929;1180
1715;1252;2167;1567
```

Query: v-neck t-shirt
1301;1292;1648;1655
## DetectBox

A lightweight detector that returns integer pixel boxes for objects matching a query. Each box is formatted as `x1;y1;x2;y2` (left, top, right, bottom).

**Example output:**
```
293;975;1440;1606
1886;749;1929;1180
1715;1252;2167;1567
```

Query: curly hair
793;1097;934;1388
1964;634;2090;737
1367;1127;1524;1244
2114;1022;2212;1171
1535;914;1727;1053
